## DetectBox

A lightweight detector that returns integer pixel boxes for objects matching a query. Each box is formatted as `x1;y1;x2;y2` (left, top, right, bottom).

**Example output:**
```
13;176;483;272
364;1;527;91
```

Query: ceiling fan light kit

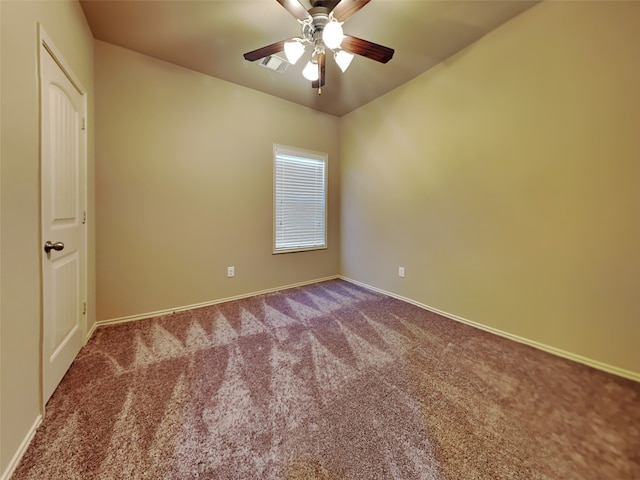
284;38;306;64
243;0;394;94
322;20;344;49
303;58;320;81
334;49;354;72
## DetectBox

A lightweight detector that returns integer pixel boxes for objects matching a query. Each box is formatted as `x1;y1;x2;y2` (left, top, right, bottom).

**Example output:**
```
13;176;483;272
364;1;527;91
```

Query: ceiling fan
243;0;394;93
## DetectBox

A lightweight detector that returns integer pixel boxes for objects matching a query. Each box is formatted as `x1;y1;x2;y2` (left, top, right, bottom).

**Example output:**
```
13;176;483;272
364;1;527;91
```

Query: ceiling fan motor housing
304;7;332;46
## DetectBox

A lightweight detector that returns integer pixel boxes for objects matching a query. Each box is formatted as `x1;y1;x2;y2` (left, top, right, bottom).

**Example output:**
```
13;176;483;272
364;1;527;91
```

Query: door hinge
82;302;87;315
82;118;86;131
82;210;87;224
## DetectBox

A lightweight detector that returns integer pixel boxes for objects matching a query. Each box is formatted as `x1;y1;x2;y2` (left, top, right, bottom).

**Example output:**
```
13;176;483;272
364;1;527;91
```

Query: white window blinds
274;145;327;253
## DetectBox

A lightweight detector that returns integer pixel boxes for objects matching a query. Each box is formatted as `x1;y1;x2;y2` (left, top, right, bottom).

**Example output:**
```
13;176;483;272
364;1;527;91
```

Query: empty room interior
1;0;639;478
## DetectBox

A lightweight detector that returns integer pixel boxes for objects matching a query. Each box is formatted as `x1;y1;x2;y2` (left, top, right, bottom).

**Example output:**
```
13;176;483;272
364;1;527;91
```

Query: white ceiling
80;0;539;117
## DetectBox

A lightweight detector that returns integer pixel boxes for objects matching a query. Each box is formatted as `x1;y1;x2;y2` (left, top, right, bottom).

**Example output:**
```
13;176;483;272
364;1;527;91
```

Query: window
274;144;327;253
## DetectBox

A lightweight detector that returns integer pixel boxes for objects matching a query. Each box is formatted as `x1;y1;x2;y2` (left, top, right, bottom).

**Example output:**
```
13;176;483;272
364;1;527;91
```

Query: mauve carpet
12;280;640;479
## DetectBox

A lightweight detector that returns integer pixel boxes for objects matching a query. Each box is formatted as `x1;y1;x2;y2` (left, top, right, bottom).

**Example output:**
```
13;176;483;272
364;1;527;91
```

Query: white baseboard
4;275;634;480
2;278;336;479
92;273;639;382
95;275;340;329
340;276;640;383
1;415;42;480
86;319;99;341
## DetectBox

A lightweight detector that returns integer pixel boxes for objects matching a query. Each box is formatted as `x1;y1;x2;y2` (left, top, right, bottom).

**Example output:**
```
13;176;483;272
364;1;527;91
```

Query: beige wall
95;41;340;322
340;1;640;376
0;0;94;476
2;0;639;474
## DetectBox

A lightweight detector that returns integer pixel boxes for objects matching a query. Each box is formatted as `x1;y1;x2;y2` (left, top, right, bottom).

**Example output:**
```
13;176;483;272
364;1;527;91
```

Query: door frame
38;25;89;411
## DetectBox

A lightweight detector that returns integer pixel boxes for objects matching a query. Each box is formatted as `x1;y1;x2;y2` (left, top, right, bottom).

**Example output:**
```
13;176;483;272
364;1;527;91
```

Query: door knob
44;241;65;253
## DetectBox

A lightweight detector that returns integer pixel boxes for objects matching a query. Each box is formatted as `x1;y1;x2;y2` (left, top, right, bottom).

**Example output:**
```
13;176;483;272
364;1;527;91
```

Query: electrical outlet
227;266;235;278
398;266;405;278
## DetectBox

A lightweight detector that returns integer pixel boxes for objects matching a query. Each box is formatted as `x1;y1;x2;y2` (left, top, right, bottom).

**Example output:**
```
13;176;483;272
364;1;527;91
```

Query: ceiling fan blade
312;52;326;89
341;35;394;64
331;0;370;22
276;0;311;21
243;39;291;62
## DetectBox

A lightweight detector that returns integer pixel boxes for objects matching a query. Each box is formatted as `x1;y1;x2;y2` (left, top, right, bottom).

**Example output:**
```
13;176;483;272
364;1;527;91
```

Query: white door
40;37;87;403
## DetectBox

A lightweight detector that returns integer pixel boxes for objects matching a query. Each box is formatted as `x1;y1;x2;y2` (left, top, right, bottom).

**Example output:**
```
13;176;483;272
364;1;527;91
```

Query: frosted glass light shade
322;21;344;49
284;40;305;65
302;60;319;81
334;50;354;72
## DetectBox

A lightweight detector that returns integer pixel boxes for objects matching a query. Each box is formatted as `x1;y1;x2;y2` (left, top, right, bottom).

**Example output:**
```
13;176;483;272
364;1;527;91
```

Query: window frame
273;144;328;254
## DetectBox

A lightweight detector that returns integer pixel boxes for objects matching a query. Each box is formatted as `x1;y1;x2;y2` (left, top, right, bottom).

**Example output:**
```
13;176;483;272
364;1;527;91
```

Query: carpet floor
12;279;640;479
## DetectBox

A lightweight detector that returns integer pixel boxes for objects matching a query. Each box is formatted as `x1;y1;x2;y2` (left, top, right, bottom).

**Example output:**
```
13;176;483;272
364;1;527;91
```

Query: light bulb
284;39;305;65
334;50;354;72
322;20;344;50
302;60;319;81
